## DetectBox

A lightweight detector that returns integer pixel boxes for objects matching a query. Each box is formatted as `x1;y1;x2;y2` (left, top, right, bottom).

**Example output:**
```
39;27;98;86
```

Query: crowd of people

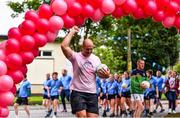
13;26;180;118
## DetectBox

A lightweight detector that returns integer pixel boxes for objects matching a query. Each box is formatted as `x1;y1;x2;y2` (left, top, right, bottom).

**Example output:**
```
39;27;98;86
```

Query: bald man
61;26;109;118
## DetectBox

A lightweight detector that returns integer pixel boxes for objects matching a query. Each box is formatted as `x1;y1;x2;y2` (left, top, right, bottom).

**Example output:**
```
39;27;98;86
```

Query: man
14;75;31;118
46;72;63;118
131;59;147;117
42;73;52;115
59;69;72;112
61;26;109;117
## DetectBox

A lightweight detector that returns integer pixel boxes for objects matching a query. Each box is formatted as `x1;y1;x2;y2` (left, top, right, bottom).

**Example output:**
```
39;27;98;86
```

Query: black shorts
50;95;59;101
16;97;28;105
108;94;116;100
144;91;156;100
116;94;121;98
43;94;50;99
100;94;107;100
121;91;131;98
70;90;98;114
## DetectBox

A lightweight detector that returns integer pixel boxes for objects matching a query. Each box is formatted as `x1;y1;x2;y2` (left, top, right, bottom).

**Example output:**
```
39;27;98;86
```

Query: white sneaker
172;110;176;114
52;115;57;118
168;109;172;114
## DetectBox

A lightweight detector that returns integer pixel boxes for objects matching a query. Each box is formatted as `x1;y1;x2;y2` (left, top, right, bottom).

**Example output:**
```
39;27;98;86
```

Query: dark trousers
167;91;177;110
61;89;70;110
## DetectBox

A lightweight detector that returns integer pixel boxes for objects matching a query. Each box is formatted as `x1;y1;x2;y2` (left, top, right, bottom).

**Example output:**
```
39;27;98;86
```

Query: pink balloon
51;0;68;16
38;4;53;19
20;35;35;51
10;85;17;95
91;9;104;22
152;10;165;22
122;0;138;14
8;27;22;39
68;2;82;17
0;41;7;50
0;49;6;61
0;60;7;76
19;65;28;75
33;33;48;47
82;4;95;18
62;14;75;29
20;51;34;64
144;0;157;16
75;16;86;26
0;75;13;92
0;92;14;107
46;31;58;42
32;48;40;57
64;0;76;7
6;53;22;70
114;0;126;5
0;107;9;117
8;70;24;84
6;38;20;53
112;7;124;19
132;7;145;19
162;15;176;28
25;10;39;25
101;0;116;14
37;18;50;34
20;20;36;35
174;16;180;29
49;16;64;32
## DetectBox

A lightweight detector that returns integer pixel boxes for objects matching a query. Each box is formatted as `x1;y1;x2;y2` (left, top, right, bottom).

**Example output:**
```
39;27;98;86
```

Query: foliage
173;61;180;74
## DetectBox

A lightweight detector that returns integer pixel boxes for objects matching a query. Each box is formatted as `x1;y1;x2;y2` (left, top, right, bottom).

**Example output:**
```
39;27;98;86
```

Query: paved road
8;101;180;118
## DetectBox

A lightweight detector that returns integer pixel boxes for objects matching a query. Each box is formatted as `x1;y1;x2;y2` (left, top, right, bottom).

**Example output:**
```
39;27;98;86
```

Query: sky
0;0;24;35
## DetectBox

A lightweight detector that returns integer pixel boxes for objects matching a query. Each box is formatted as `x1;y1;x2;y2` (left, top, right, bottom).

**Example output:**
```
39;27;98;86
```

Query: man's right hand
70;26;80;34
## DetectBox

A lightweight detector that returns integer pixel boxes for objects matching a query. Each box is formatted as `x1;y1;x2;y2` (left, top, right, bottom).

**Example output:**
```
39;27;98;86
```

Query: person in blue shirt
154;71;165;113
59;69;72;112
106;74;119;117
14;75;31;118
100;78;107;117
144;70;158;116
42;73;52;114
46;72;63;118
96;76;102;110
120;71;131;116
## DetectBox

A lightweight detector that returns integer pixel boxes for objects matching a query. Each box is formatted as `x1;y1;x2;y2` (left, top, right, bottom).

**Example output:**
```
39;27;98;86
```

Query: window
38;50;52;57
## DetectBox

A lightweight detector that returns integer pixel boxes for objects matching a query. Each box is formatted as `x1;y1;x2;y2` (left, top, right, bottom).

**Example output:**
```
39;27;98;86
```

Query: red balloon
19;65;28;75
38;4;53;19
8;70;24;84
10;85;17;95
114;0;126;5
0;92;14;107
8;27;22;39
112;7;124;19
37;18;50;34
88;0;102;8
174;16;180;29
132;7;145;19
20;51;34;64
25;10;39;25
46;31;58;42
136;0;145;7
0;60;7;76
155;0;170;10
162;15;176;28
20;35;35;51
122;0;138;14
20;20;36;35
91;9;104;22
144;0;158;16
0;107;9;117
51;0;68;15
82;4;95;18
6;38;20;53
152;10;165;22
0;75;13;92
64;0;76;7
0;49;6;61
68;2;82;17
33;33;48;47
75;16;86;26
101;0;116;14
49;16;64;32
32;48;40;57
6;53;22;70
62;14;75;29
0;41;7;50
166;1;179;15
77;0;87;5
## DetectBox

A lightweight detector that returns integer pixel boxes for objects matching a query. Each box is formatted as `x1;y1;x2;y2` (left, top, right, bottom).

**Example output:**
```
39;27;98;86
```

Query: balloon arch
0;0;180;116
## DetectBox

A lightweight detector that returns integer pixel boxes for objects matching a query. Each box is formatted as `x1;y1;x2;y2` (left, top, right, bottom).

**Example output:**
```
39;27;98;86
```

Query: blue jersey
18;79;31;97
101;80;107;94
156;76;164;91
121;78;131;93
144;77;157;95
96;77;101;94
43;78;51;95
47;79;63;96
59;75;72;90
106;80;118;95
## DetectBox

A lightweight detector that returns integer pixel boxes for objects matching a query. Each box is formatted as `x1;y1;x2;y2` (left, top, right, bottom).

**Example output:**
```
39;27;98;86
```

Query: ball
121;83;128;88
141;81;150;88
96;64;110;77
